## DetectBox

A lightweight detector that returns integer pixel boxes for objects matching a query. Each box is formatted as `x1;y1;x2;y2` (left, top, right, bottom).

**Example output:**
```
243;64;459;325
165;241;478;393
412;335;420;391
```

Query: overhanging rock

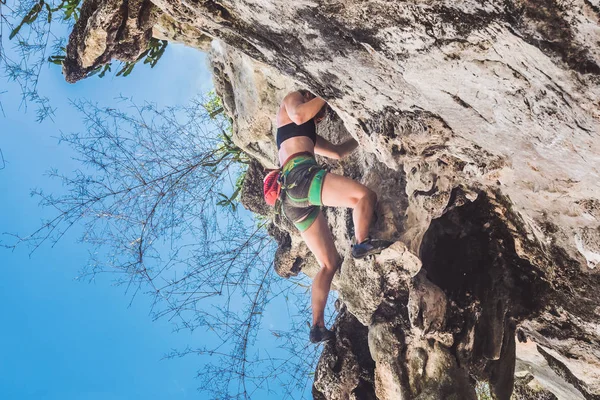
63;1;600;398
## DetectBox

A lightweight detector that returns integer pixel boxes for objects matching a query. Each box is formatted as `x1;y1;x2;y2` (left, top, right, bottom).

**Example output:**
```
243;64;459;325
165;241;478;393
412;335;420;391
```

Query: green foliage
141;37;168;68
47;47;65;65
218;130;248;164
87;63;111;78
9;0;44;39
16;0;167;78
253;212;270;228
55;0;80;21
10;0;81;39
115;61;135;77
106;38;169;78
92;38;168;78
203;89;225;119
216;172;246;212
202;90;250;211
47;54;64;65
48;37;169;79
2;0;165;121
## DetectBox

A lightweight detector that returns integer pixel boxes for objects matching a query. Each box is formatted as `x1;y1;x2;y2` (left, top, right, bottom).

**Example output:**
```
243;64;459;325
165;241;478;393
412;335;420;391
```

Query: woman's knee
358;187;377;206
347;187;376;209
367;188;377;204
320;254;341;273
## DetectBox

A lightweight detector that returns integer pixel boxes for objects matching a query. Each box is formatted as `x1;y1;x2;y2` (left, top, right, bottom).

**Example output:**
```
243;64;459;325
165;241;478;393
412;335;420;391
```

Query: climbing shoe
310;324;335;343
351;237;393;259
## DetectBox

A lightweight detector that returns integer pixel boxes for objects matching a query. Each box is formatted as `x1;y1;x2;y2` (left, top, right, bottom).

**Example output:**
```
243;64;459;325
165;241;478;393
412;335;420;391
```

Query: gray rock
61;1;600;398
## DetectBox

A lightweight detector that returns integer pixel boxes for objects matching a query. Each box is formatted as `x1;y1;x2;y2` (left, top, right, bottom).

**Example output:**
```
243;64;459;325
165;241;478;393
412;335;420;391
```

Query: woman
275;90;391;343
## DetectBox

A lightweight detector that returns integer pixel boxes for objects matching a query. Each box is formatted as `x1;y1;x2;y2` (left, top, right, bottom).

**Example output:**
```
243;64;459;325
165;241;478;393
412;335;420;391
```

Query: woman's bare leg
301;173;377;328
300;211;341;327
320;173;377;243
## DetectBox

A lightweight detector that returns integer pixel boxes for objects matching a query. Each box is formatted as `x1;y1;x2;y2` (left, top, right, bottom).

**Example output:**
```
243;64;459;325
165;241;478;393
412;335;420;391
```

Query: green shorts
281;153;327;231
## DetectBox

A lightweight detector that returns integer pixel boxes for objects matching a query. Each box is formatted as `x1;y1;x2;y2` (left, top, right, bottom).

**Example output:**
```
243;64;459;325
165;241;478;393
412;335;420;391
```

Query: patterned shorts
281;153;327;231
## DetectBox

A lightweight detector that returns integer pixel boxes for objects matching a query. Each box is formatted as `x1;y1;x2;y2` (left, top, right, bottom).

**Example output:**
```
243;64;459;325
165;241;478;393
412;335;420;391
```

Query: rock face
63;1;600;399
63;0;157;82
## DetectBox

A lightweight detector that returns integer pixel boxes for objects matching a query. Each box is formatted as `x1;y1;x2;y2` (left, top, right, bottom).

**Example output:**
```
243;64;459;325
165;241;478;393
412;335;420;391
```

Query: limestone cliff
62;1;600;398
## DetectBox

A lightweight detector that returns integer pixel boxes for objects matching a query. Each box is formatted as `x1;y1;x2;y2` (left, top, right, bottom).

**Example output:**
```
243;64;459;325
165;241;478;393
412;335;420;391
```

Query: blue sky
0;7;333;396
0;35;329;400
0;44;216;399
0;40;326;400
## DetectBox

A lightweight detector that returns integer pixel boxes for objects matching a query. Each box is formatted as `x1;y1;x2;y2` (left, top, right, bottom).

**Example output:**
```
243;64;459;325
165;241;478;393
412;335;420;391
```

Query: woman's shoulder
278;91;301;125
282;90;303;102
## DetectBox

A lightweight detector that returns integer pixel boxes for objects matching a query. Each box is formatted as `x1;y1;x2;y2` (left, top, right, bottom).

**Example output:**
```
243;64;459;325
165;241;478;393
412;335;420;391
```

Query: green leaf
116;62;135;77
9;0;45;40
87;68;101;78
230;186;241;201
87;63;110;78
99;64;111;78
9;25;23;40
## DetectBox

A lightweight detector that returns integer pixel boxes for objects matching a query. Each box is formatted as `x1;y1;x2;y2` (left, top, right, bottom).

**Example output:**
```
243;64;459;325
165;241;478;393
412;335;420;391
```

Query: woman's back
276;92;323;165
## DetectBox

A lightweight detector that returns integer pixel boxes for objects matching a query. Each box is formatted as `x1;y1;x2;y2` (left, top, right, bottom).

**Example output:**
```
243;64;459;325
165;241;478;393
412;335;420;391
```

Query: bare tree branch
4;94;327;399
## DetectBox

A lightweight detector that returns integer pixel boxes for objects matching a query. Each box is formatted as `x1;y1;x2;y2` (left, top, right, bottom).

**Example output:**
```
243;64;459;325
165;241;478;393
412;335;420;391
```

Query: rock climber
265;90;391;343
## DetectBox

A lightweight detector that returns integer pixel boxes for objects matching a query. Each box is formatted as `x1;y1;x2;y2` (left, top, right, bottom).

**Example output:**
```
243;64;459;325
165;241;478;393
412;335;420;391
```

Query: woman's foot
310;324;335;343
351;237;393;259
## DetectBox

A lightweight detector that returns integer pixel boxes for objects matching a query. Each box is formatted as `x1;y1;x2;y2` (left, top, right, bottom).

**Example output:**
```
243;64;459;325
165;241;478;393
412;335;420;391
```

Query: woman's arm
314;135;358;160
283;92;326;125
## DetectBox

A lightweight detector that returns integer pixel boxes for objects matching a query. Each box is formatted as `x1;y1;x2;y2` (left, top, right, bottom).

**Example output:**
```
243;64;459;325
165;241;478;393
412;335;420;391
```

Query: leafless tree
0;0;72;120
3;93;331;399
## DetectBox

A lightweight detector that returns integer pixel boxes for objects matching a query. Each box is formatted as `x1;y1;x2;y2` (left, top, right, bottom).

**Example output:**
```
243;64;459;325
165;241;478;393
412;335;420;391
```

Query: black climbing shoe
351;237;393;259
310;325;335;343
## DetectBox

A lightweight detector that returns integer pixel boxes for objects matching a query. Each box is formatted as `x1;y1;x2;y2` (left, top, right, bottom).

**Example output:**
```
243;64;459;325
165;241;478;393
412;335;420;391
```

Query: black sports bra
276;119;317;150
